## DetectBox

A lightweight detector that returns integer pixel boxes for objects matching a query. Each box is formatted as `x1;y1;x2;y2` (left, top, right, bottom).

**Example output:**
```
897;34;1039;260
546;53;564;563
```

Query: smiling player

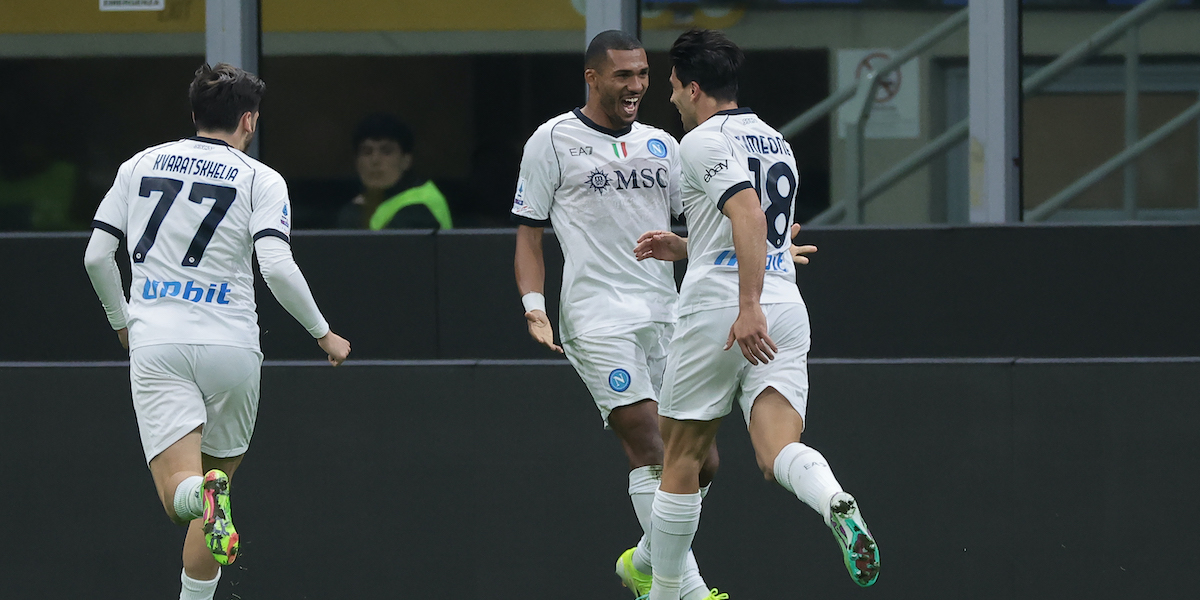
512;30;724;600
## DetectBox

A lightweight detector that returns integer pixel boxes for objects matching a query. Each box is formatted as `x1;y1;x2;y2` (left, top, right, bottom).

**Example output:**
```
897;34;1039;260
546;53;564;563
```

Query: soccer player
83;63;351;600
634;30;881;600
511;30;724;600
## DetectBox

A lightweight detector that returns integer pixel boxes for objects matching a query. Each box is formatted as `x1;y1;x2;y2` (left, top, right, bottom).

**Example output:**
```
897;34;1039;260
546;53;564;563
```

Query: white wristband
521;292;546;314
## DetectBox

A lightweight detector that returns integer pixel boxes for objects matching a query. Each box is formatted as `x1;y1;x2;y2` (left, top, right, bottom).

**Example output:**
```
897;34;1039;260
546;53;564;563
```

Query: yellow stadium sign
2;0;743;35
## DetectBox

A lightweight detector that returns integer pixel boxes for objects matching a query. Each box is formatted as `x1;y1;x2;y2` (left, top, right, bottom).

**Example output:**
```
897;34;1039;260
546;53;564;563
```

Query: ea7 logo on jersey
703;160;729;183
569;146;593;157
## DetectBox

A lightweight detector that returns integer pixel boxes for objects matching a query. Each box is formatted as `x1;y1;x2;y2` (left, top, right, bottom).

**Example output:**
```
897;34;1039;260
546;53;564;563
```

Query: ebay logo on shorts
141;279;233;304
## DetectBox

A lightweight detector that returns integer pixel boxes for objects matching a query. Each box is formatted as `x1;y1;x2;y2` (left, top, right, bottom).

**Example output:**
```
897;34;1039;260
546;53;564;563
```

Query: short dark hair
585;30;644;70
669;29;745;103
189;63;266;133
353;113;415;154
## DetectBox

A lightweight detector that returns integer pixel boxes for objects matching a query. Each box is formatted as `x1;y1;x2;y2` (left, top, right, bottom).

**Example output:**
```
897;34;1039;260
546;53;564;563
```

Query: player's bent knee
754;447;780;482
627;448;665;469
163;500;189;525
699;444;720;482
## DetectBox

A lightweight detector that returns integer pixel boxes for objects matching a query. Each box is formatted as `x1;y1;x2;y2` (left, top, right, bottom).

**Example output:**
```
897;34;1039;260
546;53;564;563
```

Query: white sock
173;475;204;521
679;551;708;600
649;490;702;600
179;568;220;600
634;533;653;573
629;465;662;534
633;482;712;575
773;442;843;521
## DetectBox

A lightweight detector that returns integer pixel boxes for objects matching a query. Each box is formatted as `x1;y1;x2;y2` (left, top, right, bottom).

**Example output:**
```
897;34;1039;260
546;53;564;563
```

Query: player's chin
614;112;638;127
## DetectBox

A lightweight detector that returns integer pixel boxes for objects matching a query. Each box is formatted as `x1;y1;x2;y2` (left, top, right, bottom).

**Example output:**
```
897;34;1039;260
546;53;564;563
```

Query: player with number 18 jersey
674;107;804;317
645;31;879;600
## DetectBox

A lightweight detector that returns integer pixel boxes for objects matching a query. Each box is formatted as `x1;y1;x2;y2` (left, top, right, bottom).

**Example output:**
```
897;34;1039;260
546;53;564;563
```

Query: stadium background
2;1;1198;599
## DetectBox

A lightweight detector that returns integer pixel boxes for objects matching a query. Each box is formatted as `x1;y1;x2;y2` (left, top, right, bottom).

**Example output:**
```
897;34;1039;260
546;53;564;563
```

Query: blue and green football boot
828;491;879;587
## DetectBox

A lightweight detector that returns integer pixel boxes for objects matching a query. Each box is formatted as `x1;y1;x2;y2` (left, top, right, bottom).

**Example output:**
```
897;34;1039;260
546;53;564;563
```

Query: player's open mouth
621;96;640;116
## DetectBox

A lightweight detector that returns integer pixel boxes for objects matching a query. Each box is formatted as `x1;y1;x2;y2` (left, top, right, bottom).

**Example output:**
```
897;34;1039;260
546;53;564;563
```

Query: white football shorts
659;302;811;425
129;343;263;464
562;321;674;429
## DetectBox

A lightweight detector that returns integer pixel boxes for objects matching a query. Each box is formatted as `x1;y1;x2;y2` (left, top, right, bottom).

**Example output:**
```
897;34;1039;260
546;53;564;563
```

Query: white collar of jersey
572;108;634;138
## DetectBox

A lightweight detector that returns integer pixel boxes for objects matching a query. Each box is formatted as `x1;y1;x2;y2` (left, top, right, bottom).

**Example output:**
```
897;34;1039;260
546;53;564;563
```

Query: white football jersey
92;136;291;351
676;108;803;316
512;109;682;342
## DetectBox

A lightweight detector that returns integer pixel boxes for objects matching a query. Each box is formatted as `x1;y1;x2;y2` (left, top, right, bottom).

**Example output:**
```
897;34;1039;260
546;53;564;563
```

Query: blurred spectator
337;113;453;230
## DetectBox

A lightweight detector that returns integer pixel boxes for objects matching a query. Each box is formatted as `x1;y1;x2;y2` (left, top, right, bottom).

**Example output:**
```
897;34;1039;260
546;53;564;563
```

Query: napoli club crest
647;138;668;158
609;368;631;392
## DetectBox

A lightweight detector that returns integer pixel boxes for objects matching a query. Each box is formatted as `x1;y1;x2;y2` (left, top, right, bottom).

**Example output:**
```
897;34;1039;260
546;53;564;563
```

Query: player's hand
725;306;777;365
790;223;818;265
634;230;688;262
116;327;129;350
525;309;563;354
317;331;351;366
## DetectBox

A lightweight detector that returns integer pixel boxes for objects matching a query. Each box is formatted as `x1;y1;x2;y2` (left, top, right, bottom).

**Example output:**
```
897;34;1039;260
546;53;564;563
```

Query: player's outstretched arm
634;230;689;262
254;236;350;365
514;225;562;353
790;223;818;265
83;228;131;350
722;189;777;365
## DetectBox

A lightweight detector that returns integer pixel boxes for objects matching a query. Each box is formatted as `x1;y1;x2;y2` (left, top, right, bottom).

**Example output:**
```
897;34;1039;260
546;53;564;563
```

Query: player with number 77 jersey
83;63;349;600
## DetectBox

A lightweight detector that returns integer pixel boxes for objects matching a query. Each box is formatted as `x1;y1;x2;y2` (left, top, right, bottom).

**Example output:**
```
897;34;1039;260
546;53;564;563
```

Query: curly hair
188;63;266;132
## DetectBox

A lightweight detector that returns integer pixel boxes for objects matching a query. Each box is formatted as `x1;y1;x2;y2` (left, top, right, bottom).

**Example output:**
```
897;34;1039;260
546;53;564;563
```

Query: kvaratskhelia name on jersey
151;152;241;182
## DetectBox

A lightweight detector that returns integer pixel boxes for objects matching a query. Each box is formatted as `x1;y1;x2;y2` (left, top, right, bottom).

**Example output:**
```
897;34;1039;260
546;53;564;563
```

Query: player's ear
241;111;257;133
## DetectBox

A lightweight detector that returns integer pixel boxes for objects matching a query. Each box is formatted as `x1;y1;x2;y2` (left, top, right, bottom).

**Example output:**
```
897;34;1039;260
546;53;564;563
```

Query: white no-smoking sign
837;49;921;139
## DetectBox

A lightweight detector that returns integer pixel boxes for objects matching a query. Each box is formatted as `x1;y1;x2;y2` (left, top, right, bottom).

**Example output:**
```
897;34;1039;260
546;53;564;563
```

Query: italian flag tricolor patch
611;142;628;159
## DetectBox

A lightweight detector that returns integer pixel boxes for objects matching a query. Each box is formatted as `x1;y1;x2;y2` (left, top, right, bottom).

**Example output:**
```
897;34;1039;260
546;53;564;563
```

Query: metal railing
788;0;1182;225
1026;99;1200;221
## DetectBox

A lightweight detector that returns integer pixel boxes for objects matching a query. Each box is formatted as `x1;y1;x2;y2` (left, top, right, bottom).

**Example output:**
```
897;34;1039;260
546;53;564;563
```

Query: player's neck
694;100;739;127
195;129;246;151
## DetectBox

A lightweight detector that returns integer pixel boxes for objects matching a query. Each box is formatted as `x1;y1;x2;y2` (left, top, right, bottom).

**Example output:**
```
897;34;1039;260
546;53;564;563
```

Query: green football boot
616;547;652;597
827;491;879;587
202;469;239;565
